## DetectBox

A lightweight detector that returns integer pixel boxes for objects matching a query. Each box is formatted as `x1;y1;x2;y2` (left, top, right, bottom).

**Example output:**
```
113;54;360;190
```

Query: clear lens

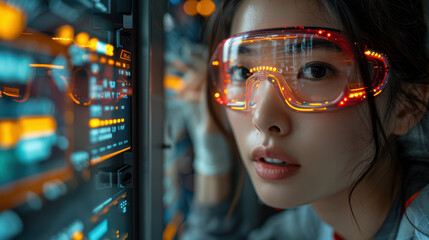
211;29;389;112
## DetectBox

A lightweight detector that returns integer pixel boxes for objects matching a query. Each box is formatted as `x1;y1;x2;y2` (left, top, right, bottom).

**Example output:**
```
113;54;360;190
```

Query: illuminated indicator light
88;38;99;52
122;63;126;68
359;92;363;96
325;101;329;104
29;64;65;69
72;232;84;240
121;119;124;122
100;121;105;126
363;96;366;98
116;106;118;110
116;61;121;67
327;33;331;37
249;69;253;73
89;118;101;128
288;98;292;101
269;67;273;71
108;59;115;65
364;50;371;56
281;87;285;91
76;32;90;48
214;92;220;98
55;25;74;45
263;66;266;70
90;54;99;62
0;116;57;149
309;103;322;106
371;52;375;56
184;0;198;16
224;89;228;94
344;98;348;101
318;30;323;34
212;61;219;66
0;120;18;148
109;119;113;125
340;101;344;105
196;0;216;17
113;119;117;124
106;44;114;56
273;67;277;72
0;2;26;40
100;57;107;64
104;120;109;125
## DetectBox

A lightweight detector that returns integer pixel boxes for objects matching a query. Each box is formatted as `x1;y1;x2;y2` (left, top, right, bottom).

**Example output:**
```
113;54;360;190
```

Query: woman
183;0;429;239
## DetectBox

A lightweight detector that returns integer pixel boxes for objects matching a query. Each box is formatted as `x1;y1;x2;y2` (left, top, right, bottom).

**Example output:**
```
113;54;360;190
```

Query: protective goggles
209;27;390;112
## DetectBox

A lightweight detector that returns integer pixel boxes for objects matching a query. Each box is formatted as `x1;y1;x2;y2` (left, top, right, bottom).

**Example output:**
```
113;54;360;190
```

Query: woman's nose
251;81;292;137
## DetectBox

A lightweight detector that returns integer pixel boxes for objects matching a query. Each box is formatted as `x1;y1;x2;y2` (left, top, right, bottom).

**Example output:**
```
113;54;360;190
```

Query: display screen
0;0;135;239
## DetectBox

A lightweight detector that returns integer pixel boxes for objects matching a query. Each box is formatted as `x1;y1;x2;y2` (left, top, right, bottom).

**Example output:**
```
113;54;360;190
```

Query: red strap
402;189;422;214
332;188;424;240
333;232;345;240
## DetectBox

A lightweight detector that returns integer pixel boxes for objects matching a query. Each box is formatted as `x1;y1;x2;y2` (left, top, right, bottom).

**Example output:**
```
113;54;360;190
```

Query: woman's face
226;0;392;208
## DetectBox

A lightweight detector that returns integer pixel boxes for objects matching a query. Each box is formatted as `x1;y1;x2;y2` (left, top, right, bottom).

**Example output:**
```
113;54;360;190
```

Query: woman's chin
255;187;308;209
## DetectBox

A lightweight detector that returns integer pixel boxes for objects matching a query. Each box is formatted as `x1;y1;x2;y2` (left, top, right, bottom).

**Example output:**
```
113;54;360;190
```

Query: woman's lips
251;147;300;180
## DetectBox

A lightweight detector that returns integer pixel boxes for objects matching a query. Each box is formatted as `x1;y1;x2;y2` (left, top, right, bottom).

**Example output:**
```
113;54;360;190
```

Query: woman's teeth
262;158;288;165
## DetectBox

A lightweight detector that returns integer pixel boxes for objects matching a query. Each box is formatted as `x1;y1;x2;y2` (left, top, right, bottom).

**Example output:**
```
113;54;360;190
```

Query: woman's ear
392;83;429;136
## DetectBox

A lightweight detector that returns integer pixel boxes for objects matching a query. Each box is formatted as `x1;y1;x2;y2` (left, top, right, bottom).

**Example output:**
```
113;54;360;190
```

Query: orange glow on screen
88;38;99;52
106;44;114;56
0;2;26;40
183;0;198;16
76;32;90;48
55;25;74;45
0;116;57;149
2;87;20;97
196;0;215;17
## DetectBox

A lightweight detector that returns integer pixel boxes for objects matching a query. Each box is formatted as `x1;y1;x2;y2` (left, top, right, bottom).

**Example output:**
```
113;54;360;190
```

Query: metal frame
134;0;165;238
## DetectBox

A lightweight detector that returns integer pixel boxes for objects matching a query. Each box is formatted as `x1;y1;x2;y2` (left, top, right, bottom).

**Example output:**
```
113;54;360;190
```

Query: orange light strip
239;35;297;44
2;87;20;97
90;118;125;128
121;233;129;240
90;146;131;165
52;37;73;41
29;64;65;69
68;93;81;104
249;66;277;73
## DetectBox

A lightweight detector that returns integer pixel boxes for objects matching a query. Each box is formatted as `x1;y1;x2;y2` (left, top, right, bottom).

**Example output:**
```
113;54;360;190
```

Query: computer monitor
0;0;165;239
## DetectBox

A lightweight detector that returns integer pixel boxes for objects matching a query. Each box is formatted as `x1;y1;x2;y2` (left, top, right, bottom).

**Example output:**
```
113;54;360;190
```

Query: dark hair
205;0;429;233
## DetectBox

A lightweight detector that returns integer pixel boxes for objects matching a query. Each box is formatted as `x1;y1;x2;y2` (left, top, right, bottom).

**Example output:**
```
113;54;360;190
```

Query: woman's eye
229;65;252;82
299;63;334;80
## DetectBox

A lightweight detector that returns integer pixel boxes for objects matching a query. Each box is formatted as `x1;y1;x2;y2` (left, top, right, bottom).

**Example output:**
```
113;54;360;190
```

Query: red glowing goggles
209;27;390;112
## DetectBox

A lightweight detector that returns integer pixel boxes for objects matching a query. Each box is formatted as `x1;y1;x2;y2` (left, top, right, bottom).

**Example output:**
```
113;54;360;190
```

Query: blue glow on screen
89;219;108;240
